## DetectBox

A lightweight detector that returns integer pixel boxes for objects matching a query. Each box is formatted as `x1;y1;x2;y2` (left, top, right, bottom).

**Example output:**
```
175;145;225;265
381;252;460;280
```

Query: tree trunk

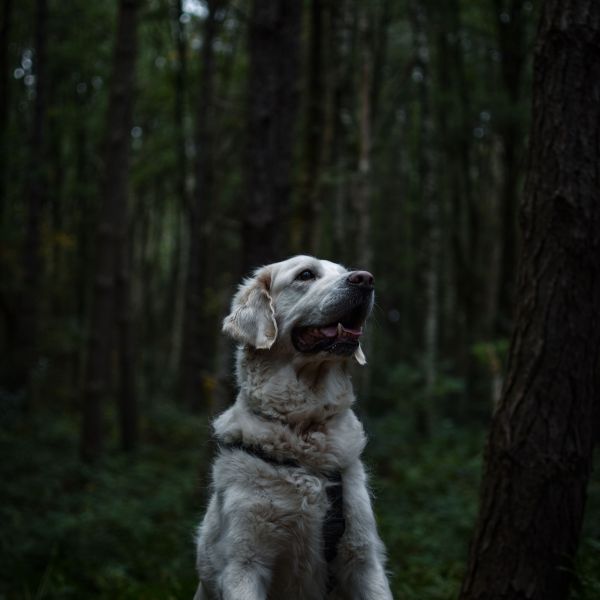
0;0;12;219
81;0;139;462
298;0;325;254
409;0;439;437
354;6;373;271
492;0;528;336
434;0;478;414
242;0;302;271
180;0;224;410
116;222;137;452
16;0;47;398
167;0;188;374
173;0;188;218
326;0;348;261
459;2;600;598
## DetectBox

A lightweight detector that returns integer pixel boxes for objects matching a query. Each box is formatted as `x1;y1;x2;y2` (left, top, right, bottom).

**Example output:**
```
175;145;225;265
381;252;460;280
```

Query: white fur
194;256;393;600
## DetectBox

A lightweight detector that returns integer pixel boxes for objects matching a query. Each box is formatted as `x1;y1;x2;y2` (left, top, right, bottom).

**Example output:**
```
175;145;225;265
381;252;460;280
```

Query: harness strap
323;471;345;593
220;442;346;590
221;440;301;469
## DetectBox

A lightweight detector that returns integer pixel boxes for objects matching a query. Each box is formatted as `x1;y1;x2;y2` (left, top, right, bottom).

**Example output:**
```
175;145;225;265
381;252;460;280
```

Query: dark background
0;0;598;598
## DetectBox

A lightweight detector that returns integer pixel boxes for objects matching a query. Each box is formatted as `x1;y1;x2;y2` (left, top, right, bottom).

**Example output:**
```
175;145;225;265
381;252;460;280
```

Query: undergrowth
0;407;598;599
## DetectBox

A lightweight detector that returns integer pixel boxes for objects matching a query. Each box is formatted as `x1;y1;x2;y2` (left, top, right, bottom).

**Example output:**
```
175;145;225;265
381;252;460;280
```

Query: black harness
221;442;345;591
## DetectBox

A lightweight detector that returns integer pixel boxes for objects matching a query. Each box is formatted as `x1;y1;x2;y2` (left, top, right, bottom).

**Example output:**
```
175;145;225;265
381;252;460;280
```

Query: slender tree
173;0;188;219
491;0;529;336
242;0;302;270
180;0;225;411
298;0;325;254
354;5;373;270
459;1;600;598
15;0;47;399
116;222;137;452
81;0;139;461
166;0;189;374
0;0;12;217
442;0;480;408
409;0;439;437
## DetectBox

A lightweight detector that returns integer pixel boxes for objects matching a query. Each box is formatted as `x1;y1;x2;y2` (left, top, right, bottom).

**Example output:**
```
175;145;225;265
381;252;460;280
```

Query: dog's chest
259;468;345;595
266;471;332;596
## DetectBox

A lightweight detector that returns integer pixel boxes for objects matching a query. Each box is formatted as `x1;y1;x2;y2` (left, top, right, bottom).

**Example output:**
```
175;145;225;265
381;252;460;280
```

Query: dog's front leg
211;483;286;600
219;561;269;600
334;460;393;600
192;579;207;600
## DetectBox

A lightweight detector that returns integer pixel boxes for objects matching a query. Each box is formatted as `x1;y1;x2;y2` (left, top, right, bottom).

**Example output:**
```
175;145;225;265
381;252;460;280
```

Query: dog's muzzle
291;288;373;356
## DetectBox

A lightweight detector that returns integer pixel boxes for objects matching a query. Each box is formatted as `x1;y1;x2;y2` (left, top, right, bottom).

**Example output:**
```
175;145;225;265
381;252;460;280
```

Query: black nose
347;270;374;289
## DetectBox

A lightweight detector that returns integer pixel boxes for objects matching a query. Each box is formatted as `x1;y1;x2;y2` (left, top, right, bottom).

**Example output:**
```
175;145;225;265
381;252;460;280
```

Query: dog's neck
235;346;356;428
212;346;366;472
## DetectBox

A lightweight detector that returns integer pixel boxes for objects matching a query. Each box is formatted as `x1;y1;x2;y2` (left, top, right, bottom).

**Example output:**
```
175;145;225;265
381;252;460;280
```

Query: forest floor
1;405;599;600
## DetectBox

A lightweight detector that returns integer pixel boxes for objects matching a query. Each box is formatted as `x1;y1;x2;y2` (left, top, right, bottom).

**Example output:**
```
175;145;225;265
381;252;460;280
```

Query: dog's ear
354;344;367;366
222;268;278;349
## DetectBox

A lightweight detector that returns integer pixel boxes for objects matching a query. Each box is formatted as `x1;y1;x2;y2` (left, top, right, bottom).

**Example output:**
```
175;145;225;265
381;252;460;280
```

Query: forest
1;0;599;598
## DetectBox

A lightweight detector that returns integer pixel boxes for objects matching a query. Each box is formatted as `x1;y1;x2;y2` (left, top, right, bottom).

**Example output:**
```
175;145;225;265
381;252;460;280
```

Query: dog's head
223;255;374;365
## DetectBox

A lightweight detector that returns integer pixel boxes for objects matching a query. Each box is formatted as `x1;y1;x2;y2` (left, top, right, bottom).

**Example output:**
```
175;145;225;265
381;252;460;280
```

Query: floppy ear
222;268;278;349
354;344;367;366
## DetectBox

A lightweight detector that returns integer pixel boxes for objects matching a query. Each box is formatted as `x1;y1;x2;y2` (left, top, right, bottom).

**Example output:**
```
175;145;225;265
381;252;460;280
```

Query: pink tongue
319;324;363;338
320;325;339;338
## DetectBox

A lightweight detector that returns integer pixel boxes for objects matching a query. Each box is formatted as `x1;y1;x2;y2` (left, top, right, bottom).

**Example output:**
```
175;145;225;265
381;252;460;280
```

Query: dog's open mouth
292;304;368;356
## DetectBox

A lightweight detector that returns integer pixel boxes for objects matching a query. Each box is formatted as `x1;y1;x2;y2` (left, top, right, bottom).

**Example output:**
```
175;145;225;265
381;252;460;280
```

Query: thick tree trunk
242;0;302;271
81;0;139;462
180;0;224;411
459;2;600;599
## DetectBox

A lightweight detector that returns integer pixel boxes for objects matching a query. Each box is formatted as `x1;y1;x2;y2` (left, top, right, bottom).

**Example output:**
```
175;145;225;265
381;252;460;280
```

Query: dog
193;255;393;600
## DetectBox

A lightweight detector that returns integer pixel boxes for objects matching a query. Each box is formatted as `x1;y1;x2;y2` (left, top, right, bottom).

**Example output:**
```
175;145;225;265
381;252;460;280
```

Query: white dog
194;255;393;600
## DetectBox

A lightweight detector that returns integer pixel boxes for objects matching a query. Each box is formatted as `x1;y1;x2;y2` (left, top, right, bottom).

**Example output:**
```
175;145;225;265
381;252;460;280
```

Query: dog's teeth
337;323;343;336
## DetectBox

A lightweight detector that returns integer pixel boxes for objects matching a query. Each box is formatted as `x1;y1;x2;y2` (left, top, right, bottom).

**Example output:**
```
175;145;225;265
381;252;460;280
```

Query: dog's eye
296;269;316;282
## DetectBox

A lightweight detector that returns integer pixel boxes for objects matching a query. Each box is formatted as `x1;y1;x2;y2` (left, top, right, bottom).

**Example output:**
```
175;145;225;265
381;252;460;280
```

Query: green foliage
0;407;208;599
471;339;509;370
572;468;600;600
366;418;483;599
1;405;599;599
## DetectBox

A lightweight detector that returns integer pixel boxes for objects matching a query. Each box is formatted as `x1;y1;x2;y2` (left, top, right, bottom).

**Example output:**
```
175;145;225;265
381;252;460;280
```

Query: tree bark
459;2;600;598
242;0;302;271
81;0;139;462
